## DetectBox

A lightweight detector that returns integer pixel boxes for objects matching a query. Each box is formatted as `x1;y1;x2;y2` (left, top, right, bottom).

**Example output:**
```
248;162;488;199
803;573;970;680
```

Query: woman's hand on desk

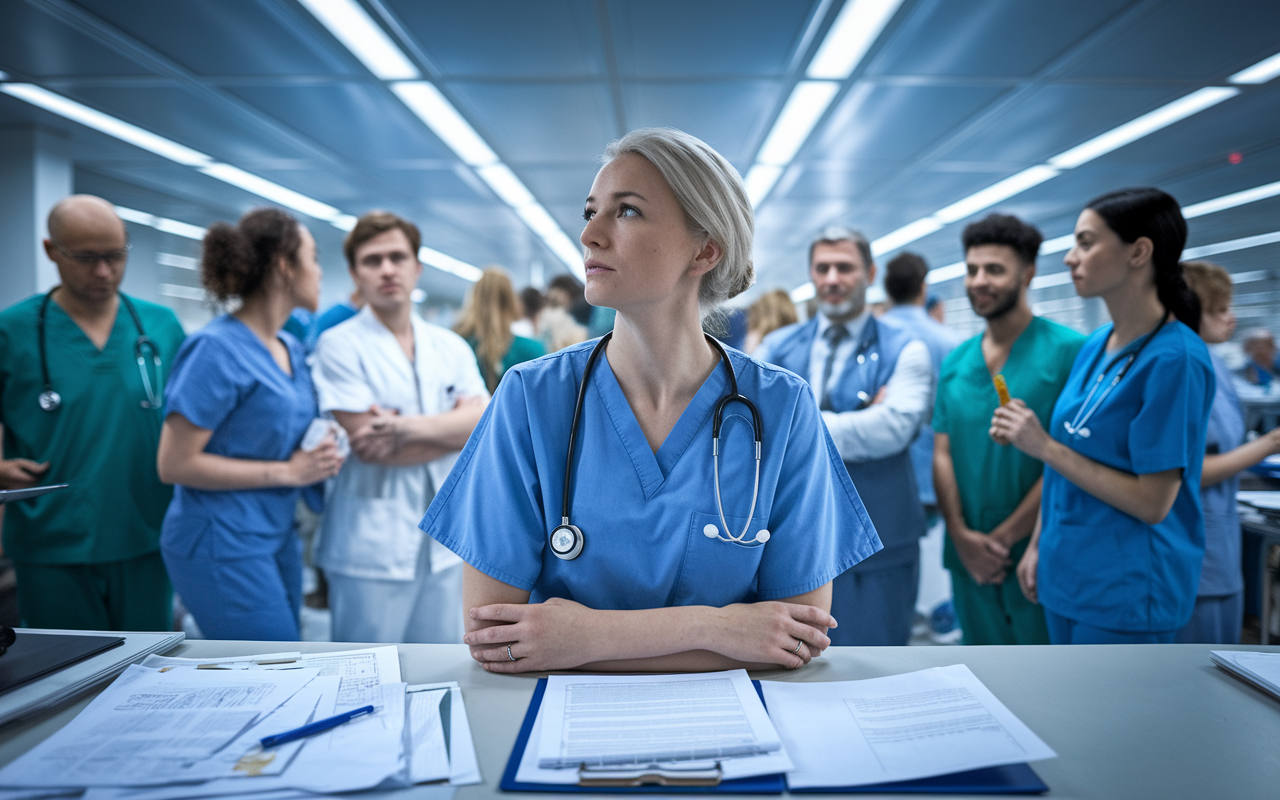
705;602;835;668
990;400;1050;458
464;597;601;672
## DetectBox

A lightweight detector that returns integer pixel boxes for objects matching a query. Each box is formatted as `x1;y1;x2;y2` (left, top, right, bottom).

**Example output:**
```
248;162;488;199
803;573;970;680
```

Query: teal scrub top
421;340;881;608
0;293;185;564
933;317;1085;571
1040;320;1214;633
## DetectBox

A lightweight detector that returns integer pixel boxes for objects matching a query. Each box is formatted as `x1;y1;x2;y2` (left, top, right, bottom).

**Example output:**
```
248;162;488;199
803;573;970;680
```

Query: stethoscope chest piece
38;390;61;412
550;522;584;561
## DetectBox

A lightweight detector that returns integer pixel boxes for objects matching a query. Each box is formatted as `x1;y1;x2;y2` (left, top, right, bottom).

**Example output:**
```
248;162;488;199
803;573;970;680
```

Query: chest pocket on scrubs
672;511;768;607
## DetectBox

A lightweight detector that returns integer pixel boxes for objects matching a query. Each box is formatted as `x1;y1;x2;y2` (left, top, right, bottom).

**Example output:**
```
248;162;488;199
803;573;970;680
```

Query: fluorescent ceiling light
419;246;483;282
1231;270;1269;284
532;226;586;279
1;83;212;166
744;165;785;208
1047;87;1239;170
1184;229;1280;260
870;218;943;257
331;214;358;232
757;81;841;166
158;283;206;301
790;282;816;303
1029;271;1075;290
924;261;965;285
933;166;1060;224
1041;233;1075;254
392;82;498;166
1229;51;1280;84
115;206;206;240
296;0;418;80
198;163;344;222
477;163;536;208
807;0;904;79
515;203;565;240
156;252;198;270
1184;179;1280;218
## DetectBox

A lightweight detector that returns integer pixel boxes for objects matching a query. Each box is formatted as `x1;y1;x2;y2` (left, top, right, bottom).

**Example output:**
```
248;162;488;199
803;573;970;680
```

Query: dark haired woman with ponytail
156;208;344;641
990;188;1214;644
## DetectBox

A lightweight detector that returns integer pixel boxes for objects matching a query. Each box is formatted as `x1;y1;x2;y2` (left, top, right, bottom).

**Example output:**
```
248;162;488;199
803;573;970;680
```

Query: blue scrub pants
1044;610;1175;644
164;533;303;641
1175;592;1243;644
828;547;919;646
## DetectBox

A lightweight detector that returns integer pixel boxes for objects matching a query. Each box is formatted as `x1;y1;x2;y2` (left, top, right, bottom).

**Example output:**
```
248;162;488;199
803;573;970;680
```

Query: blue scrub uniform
1177;351;1245;644
421;341;881;612
1039;321;1214;643
160;316;317;640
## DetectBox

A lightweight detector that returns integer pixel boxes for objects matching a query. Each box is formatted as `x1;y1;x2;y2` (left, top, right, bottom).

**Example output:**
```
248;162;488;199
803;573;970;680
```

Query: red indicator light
1229;152;1244;164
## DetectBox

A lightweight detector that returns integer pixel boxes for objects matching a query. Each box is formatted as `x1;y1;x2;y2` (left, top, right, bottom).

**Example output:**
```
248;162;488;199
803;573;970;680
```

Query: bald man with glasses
0;195;185;631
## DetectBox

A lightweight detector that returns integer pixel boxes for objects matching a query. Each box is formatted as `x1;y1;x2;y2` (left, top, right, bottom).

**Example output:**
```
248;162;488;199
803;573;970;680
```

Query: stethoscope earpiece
703;524;770;543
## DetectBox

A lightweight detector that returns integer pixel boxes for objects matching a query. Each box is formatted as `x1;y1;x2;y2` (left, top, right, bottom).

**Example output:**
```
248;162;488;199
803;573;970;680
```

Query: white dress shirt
311;307;488;581
811;311;933;463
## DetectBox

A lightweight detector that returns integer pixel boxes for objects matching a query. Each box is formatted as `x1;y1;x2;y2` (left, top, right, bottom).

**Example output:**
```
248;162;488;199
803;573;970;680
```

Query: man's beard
819;296;861;319
969;285;1021;320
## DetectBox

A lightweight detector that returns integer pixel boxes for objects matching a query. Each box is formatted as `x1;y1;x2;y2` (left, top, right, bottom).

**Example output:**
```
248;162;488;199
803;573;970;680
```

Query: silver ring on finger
506;644;517;662
792;638;804;654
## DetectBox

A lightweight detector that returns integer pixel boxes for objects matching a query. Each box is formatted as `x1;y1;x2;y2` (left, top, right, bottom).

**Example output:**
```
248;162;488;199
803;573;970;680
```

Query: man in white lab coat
312;211;488;643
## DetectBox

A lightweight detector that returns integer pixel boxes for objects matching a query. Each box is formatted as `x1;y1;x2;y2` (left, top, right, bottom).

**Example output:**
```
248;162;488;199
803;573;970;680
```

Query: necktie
819;324;849;411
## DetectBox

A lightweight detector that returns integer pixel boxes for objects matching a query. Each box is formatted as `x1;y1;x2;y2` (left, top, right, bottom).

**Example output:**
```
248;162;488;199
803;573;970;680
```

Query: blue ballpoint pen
259;705;375;749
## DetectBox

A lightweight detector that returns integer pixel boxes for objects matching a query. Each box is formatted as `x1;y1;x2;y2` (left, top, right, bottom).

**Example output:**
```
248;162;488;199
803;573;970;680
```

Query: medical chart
0;665;319;788
762;665;1056;788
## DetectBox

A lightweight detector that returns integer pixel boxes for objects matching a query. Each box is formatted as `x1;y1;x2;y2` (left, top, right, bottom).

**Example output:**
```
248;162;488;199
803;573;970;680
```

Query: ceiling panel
72;0;356;77
608;0;818;77
871;0;1127;78
623;81;780;167
385;0;606;78
0;0;153;77
446;81;616;164
227;83;455;162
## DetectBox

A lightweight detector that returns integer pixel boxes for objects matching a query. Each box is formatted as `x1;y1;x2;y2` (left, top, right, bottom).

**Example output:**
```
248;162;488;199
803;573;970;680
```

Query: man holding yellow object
932;215;1084;645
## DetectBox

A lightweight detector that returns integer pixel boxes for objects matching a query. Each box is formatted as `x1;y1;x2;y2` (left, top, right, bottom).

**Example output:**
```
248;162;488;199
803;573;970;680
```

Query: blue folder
500;678;1048;795
499;678;786;793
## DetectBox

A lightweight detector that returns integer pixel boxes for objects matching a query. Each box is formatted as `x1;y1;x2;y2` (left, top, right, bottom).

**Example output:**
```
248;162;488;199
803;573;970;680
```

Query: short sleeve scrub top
421;340;882;613
1039;320;1214;641
159;315;317;640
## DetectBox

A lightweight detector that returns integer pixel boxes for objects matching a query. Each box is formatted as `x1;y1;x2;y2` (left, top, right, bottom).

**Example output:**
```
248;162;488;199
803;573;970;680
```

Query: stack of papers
1211;650;1280;700
0;646;480;800
0;630;185;728
516;670;793;785
762;665;1057;789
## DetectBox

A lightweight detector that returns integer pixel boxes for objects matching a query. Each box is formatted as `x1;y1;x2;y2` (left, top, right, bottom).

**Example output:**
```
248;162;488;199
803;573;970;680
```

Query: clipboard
499;678;787;793
786;762;1048;794
0;485;69;504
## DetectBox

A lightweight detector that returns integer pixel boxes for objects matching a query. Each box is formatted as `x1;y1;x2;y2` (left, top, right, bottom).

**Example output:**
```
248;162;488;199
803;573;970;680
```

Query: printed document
1211;650;1280;700
0;665;319;788
526;670;788;781
762;665;1056;788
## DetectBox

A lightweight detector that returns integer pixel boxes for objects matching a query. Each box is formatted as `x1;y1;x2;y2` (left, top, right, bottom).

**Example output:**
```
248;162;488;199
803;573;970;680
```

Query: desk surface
1;642;1277;799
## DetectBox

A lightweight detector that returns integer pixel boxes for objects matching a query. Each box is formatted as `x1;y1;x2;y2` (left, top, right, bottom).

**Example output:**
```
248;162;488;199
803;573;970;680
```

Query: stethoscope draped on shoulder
548;332;768;561
1062;315;1168;439
36;287;164;413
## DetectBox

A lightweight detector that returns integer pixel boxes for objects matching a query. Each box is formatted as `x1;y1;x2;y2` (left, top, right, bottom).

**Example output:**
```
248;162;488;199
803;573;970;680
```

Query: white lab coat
311;306;487;581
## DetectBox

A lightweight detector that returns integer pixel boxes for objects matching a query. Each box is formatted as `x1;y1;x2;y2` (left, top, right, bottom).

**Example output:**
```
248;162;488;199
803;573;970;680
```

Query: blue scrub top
1040;320;1214;633
421;340;881;609
1199;351;1245;597
160;315;317;560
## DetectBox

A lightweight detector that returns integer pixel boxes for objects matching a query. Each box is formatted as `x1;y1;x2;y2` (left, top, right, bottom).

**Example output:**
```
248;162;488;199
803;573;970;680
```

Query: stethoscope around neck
1062;315;1168;439
37;288;164;413
548;332;768;561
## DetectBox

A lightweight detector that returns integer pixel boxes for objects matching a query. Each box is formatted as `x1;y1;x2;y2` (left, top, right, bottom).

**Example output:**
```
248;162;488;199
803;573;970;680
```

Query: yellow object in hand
993;374;1011;406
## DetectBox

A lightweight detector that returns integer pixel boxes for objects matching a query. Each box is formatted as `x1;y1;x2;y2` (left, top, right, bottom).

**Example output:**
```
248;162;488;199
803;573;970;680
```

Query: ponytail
1086;187;1199;333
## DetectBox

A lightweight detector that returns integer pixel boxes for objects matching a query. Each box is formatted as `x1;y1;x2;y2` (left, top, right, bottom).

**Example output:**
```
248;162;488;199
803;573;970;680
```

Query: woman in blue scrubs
157;208;344;640
992;188;1214;644
422;128;880;672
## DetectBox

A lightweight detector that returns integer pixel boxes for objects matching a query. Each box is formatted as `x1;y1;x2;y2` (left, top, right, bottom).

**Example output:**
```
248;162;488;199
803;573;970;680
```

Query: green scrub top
932;316;1085;572
0;293;185;564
